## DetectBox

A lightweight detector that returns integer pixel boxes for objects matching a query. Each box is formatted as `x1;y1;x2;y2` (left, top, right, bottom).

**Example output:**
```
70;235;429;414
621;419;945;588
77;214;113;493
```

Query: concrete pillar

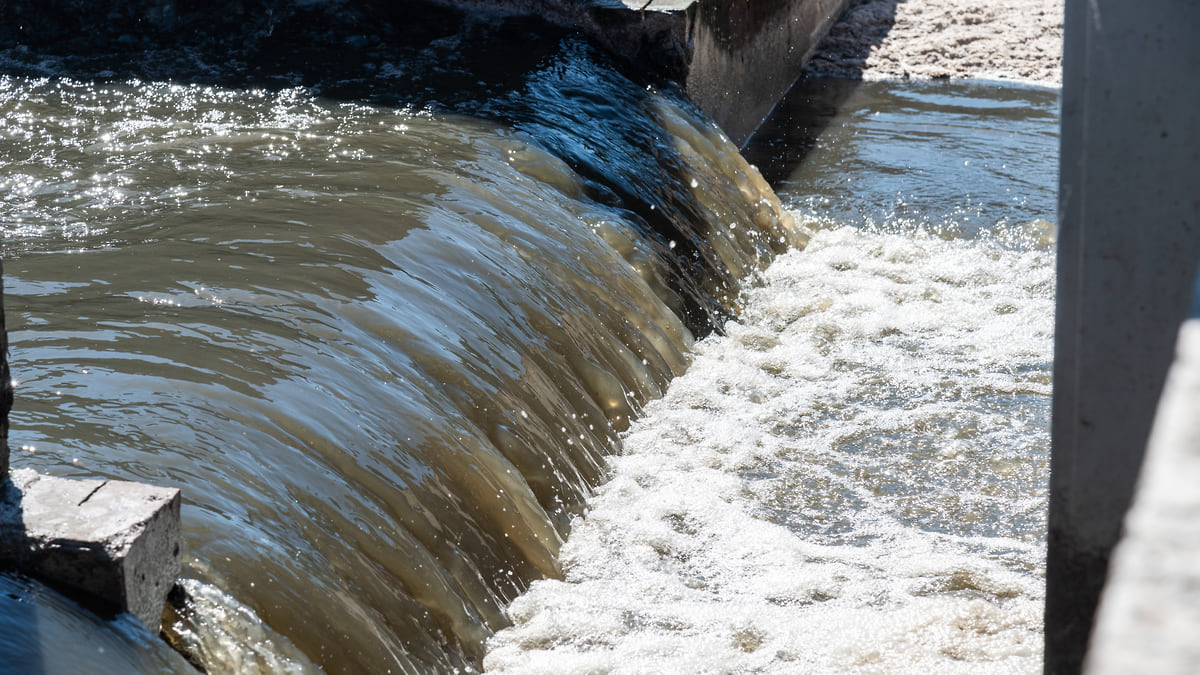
1047;1;1200;673
682;0;851;147
1086;311;1200;674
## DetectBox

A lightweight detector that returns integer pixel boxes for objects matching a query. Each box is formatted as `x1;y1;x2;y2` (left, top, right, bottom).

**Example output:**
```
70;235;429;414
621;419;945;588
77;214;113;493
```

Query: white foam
485;222;1053;673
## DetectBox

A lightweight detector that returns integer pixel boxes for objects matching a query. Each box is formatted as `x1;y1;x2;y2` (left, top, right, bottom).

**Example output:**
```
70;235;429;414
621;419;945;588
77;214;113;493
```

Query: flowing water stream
0;16;1058;675
0;26;801;674
486;78;1059;673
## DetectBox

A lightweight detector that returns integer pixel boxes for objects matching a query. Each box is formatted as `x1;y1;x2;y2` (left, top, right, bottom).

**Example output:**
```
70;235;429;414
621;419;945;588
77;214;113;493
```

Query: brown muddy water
0;13;1058;673
0;32;801;674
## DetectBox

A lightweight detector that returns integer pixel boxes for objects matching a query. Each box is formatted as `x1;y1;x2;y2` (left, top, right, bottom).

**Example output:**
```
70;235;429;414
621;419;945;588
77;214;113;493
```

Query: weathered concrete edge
433;0;852;148
683;0;852;147
1085;319;1200;674
0;469;183;631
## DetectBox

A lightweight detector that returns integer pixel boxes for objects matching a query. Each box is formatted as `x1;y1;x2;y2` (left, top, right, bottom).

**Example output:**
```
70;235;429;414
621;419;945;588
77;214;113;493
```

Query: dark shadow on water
742;76;863;188
0;573;44;675
0;1;556;109
0;568;192;673
742;0;902;188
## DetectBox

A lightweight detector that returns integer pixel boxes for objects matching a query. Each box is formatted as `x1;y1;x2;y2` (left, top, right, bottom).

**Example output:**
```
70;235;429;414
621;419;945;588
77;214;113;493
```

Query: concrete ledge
0;469;182;631
1086;320;1200;673
684;0;851;146
435;0;851;146
591;0;855;146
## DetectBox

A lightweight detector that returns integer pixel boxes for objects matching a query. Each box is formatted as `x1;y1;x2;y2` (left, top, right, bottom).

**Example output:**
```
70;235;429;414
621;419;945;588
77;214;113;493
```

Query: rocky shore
805;0;1064;86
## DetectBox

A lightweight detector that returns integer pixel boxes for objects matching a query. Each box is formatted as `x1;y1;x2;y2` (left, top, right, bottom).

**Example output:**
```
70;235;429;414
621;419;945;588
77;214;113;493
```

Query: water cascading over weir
0;0;844;671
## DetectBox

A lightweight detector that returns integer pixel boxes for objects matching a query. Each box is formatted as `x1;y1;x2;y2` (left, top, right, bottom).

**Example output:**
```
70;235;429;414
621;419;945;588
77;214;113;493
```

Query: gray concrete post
0;471;182;630
1048;1;1200;673
432;0;850;147
1086;308;1200;673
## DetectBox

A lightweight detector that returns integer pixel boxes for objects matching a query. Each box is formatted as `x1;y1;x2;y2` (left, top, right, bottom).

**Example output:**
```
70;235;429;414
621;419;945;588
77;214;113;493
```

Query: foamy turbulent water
485;81;1058;673
0;4;1057;668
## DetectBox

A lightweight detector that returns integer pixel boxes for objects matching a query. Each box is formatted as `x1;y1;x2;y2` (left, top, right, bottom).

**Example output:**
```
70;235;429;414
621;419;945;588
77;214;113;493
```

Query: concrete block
0;469;182;631
1048;0;1200;671
1086;320;1200;674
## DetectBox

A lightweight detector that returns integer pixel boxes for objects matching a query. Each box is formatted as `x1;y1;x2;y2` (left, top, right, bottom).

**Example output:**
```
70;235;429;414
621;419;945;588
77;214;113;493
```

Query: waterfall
0;25;804;672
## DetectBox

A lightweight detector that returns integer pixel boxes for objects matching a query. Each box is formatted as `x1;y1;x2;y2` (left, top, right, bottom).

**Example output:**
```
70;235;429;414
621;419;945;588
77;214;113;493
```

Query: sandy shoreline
805;0;1064;86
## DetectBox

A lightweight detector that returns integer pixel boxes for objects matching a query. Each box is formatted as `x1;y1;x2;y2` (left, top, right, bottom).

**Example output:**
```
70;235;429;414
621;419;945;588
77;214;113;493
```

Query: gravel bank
805;0;1064;86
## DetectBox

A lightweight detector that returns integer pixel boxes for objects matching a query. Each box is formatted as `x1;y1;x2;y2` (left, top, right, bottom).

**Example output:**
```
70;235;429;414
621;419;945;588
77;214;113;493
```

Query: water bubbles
489;223;1052;674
